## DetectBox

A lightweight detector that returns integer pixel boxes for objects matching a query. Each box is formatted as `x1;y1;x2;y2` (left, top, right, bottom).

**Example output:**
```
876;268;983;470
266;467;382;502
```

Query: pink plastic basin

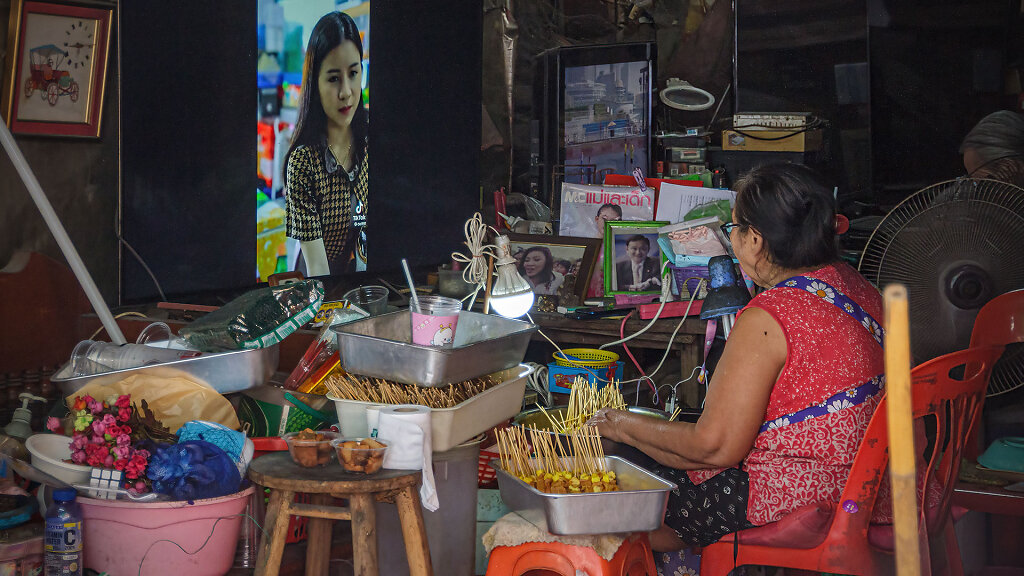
78;486;254;576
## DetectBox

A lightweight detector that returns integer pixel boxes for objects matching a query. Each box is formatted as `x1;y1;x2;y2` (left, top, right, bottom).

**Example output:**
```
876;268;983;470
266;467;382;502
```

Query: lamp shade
700;255;751;320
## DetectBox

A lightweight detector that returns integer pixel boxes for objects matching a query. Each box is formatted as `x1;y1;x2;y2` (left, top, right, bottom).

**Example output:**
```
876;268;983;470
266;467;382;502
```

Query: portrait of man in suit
614;234;661;292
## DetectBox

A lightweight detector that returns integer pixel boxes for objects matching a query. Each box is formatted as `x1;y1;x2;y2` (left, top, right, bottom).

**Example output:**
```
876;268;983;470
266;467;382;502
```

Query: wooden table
528;311;709;407
248;453;432;576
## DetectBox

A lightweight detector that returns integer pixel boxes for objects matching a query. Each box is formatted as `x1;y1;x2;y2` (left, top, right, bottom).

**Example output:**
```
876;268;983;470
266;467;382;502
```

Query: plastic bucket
79;486;254;576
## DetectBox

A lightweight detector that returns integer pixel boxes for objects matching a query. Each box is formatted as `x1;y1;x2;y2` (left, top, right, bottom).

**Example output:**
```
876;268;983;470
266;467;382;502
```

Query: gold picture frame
1;1;112;137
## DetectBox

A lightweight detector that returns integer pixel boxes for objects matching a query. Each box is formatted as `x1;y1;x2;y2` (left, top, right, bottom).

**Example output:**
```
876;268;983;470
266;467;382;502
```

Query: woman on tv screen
285;11;369;276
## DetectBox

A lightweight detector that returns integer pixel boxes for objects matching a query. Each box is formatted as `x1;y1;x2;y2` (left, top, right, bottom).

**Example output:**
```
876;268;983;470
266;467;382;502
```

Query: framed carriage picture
2;1;112;137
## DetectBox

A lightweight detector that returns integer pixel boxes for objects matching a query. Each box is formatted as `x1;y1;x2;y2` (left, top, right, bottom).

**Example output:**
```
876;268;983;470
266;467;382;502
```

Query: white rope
451;213;497;288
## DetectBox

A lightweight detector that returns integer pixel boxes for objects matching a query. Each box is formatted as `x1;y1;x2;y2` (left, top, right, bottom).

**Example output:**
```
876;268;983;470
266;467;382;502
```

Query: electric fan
858;178;1024;373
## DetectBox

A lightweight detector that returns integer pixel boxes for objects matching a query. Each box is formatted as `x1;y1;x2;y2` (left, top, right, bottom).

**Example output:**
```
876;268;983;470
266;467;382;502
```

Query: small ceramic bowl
282;430;339;468
331;437;388;474
978;437;1024;474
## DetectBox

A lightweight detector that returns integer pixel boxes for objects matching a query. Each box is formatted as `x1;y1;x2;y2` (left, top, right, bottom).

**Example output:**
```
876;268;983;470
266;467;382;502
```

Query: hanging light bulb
489;235;535;318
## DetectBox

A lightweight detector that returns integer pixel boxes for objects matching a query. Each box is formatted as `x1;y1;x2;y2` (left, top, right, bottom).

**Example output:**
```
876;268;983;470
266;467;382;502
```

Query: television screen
120;1;481;303
563;60;652;182
533;42;655;205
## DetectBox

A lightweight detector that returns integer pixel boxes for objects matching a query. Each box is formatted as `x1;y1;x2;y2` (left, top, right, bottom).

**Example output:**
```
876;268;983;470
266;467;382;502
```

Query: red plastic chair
485;532;657;576
969;288;1024;389
699;344;1005;576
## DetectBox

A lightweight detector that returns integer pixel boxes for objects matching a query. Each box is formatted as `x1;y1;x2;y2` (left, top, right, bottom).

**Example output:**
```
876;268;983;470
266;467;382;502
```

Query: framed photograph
604;220;668;295
506;233;602;302
659;217;732;261
1;1;112;137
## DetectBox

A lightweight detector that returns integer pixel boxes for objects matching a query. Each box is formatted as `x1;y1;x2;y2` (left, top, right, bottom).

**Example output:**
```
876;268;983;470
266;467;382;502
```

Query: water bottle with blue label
45;488;83;576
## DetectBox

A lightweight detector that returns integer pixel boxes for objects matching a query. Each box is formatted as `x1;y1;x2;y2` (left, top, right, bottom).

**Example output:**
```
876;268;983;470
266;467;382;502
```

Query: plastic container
45;488;83;576
375;435;483;576
330;364;532;451
70;340;200;376
331;437;388;474
78;487;254;576
281;430;339;467
26;434;92;487
344;285;390;316
410;295;462;348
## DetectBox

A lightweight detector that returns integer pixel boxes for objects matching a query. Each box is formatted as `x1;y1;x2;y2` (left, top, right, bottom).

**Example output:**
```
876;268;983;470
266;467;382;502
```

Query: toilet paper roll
365;405;383;438
376;404;438;511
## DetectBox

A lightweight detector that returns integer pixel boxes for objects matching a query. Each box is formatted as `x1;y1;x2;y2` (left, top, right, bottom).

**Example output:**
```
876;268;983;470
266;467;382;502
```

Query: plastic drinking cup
69;340;202;376
410;295;462;348
344;285;390;316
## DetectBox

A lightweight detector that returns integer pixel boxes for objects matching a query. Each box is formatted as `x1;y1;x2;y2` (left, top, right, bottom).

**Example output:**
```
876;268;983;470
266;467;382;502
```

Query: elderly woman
591;163;885;549
960;110;1024;187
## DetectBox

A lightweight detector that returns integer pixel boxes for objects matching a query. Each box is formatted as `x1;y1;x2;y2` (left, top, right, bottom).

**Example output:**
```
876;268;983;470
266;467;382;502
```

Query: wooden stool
248;452;433;576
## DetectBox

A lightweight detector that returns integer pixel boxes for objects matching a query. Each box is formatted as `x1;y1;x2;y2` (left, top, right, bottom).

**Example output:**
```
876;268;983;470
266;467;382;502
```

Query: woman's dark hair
518;246;554;285
597;203;623;219
732;163;839;269
286;12;367;166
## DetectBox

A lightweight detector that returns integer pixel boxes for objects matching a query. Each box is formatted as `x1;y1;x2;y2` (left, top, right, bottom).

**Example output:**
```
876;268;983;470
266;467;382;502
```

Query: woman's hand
586;407;628;442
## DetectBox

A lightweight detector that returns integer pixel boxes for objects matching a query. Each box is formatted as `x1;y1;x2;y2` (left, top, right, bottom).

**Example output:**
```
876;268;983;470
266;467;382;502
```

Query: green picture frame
603;220;669;296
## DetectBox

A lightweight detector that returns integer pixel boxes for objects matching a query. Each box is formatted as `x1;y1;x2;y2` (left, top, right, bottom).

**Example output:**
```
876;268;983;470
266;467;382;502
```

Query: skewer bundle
324;373;498;408
496;425;618;494
541;376;627;434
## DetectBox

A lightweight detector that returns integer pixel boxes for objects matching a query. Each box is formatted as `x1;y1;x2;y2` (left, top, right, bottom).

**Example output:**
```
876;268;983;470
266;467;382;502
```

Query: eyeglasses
721;222;741;235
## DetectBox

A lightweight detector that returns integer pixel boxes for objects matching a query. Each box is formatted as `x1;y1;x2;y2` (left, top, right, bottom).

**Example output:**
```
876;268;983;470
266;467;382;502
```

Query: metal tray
332;310;537;386
329;364;532;451
51;345;279;397
491;455;676;535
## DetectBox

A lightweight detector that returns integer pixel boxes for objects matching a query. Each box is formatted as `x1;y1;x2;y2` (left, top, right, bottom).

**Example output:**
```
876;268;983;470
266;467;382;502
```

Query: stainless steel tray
491;456;676;535
332;310;537;386
51;345;279;396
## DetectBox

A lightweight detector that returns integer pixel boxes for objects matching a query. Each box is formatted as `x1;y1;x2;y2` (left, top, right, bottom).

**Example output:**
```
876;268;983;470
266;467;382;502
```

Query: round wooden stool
249;452;433;576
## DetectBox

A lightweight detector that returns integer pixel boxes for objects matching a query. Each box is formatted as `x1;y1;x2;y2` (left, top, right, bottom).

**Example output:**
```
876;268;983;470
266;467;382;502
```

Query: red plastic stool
485;532;657;576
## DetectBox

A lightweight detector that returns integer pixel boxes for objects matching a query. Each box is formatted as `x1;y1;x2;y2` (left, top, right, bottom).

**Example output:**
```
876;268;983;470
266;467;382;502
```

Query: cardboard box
722;129;823;152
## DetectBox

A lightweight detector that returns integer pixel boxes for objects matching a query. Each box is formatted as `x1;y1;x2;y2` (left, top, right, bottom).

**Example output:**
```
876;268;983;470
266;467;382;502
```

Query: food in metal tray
497;424;619;494
538;376;626;434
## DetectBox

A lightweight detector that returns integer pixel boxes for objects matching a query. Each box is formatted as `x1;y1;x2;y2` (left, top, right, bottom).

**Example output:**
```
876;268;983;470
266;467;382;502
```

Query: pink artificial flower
134;448;150;460
70;435;88;451
71;450;87;464
91;420;106;437
85;396;104;415
115;434;131;447
46;417;62;433
103;454;114;468
89;433;106;445
112;445;131;460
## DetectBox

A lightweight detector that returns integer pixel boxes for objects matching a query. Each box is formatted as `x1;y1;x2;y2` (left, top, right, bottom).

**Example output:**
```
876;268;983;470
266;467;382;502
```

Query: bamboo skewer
324;373;499;408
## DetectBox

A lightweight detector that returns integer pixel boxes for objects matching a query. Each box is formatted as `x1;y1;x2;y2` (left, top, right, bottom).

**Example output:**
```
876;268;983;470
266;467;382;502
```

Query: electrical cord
451;212;498;306
116;212;167;301
524;361;552;407
87;311;149;341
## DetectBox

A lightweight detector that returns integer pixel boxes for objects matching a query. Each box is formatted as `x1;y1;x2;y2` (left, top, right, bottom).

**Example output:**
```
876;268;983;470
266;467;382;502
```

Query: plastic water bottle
45;488;83;576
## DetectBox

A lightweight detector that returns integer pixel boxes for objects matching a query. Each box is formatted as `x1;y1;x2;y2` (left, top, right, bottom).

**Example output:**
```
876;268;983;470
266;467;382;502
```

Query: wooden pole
883;284;922;576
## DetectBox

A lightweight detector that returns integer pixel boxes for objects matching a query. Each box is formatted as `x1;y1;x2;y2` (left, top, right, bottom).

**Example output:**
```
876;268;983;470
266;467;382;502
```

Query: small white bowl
25;434;92;486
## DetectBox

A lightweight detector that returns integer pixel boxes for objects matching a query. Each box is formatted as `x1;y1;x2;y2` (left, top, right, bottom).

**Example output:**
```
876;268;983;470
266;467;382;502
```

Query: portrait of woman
517;246;565;295
285;11;369;277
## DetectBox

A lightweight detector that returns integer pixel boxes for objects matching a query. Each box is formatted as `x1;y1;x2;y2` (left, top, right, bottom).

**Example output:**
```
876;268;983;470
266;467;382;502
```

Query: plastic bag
683;199;732;223
180;279;324;351
67;374;240;432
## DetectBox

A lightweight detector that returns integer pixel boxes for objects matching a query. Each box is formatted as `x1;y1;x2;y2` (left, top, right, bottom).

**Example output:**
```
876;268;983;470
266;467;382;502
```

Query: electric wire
115;211;167;301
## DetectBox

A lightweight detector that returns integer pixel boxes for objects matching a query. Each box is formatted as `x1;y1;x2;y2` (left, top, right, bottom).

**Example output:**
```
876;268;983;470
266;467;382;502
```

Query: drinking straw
401;258;421;312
